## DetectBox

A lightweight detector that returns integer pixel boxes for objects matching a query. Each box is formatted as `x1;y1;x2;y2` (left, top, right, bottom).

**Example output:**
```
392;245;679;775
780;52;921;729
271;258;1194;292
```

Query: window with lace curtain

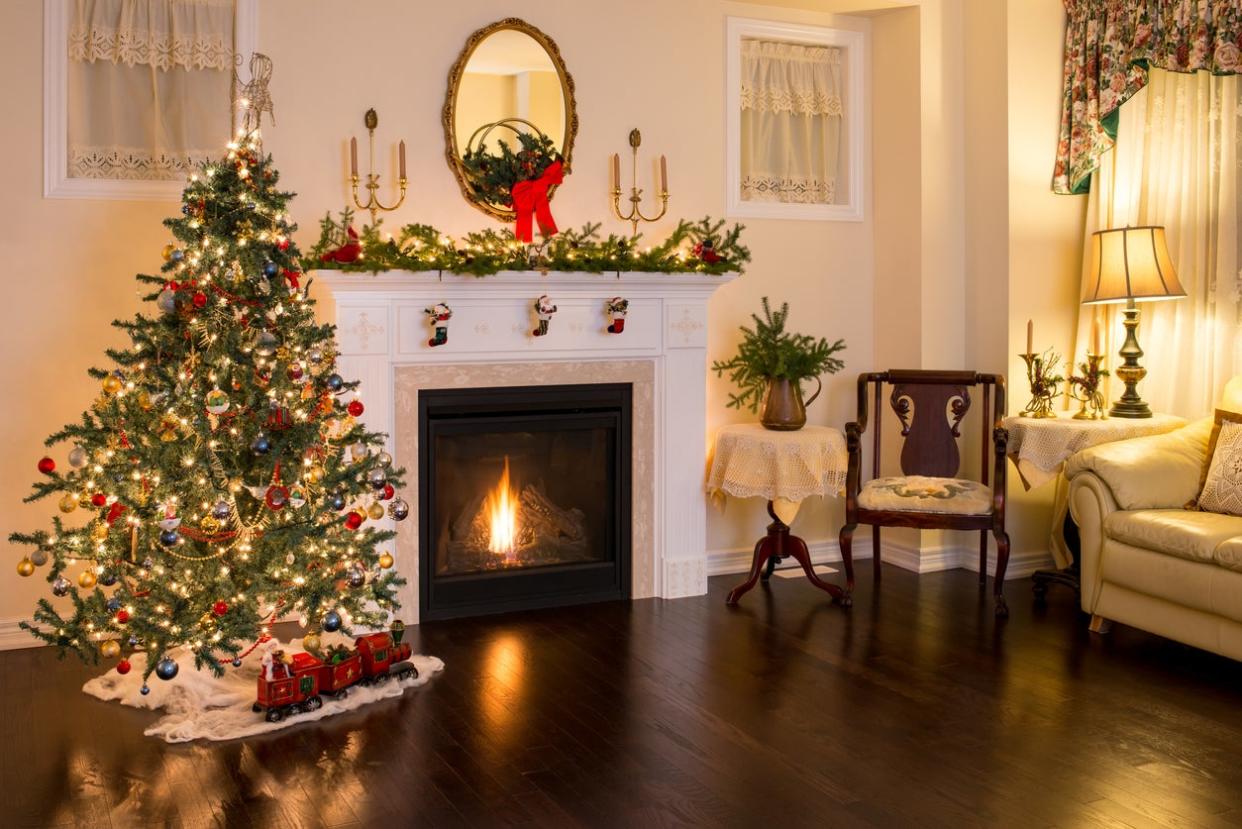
44;0;257;200
726;18;865;222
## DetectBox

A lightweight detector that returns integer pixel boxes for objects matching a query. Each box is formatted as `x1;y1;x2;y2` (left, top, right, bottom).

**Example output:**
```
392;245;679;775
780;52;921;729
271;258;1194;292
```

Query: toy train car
254;631;416;722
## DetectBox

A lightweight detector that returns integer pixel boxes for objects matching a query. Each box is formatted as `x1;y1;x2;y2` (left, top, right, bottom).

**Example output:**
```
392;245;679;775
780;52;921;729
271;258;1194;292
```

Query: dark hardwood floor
7;564;1242;828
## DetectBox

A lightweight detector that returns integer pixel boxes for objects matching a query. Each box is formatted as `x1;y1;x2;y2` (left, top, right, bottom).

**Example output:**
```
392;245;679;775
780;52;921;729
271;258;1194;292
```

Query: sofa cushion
1065;418;1210;510
1198;419;1242;515
1211;537;1242;573
858;476;992;515
1103;509;1242;564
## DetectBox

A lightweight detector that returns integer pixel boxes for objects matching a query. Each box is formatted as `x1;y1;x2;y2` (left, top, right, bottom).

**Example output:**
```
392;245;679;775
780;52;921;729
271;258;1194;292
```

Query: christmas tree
11;132;408;687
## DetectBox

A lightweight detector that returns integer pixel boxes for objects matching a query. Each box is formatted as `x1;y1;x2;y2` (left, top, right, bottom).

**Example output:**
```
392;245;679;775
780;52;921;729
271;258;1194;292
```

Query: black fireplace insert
418;383;631;621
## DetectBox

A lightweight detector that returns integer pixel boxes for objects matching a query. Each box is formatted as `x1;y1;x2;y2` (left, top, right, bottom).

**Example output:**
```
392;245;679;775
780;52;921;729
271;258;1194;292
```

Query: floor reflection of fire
445;455;594;572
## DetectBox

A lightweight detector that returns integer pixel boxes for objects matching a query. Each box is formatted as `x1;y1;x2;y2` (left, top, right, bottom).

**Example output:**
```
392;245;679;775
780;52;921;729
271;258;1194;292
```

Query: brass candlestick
1069;353;1109;420
350;108;407;223
1020;348;1063;419
610;128;669;235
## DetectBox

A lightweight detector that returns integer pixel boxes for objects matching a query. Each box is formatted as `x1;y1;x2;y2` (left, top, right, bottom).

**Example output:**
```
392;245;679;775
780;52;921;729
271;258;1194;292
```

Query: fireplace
417;383;632;620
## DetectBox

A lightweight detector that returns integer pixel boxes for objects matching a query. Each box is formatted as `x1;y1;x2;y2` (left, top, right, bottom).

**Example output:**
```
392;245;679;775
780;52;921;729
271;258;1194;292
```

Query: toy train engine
254;630;418;722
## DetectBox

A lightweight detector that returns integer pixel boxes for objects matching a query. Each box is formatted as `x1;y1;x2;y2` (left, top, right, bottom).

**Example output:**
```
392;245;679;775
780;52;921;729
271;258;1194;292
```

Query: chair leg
838;523;857;592
992;528;1010;618
979;531;988;586
872;525;882;582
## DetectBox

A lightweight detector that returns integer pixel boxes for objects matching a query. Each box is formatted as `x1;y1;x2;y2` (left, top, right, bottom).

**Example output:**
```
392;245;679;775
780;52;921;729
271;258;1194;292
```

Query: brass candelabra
350;108;407;223
1068;354;1109;420
610;128;668;235
1019;348;1063;419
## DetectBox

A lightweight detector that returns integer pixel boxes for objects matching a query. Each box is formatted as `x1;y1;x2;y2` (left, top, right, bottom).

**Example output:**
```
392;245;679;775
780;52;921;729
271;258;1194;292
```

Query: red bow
511;161;564;243
282;269;301;290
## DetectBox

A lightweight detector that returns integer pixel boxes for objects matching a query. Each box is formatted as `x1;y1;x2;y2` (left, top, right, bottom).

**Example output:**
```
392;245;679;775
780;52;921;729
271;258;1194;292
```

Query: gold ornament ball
137;390;154;411
16;557;34;577
378;552;394;569
303;632;322;653
78;570;97;589
58;493;78;514
162;243;176;261
100;639;121;659
91;523;109;542
200;515;221;534
367;501;386;520
306;464;325;485
101;375;123;395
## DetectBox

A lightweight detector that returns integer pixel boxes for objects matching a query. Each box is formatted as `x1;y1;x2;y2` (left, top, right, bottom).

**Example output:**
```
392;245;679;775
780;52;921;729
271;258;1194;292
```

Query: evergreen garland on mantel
306;208;750;277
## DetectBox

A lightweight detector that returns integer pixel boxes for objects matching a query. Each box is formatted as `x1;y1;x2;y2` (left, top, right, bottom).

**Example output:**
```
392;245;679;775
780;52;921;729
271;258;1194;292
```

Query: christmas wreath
460;121;565;242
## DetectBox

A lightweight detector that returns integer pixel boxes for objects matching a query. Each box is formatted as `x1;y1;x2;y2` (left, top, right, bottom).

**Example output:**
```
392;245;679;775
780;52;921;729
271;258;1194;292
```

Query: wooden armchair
840;371;1011;616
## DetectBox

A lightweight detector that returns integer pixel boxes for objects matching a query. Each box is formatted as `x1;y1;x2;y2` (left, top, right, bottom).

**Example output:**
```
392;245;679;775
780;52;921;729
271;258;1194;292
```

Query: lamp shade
1082;225;1186;305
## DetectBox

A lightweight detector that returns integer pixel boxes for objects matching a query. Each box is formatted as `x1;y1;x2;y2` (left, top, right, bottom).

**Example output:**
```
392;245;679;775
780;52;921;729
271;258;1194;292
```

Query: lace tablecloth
706;424;848;523
1004;412;1186;490
1003;411;1186;569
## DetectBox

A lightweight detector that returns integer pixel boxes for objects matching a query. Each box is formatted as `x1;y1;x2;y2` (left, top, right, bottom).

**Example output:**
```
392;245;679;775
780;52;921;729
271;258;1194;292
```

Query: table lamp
1081;226;1185;418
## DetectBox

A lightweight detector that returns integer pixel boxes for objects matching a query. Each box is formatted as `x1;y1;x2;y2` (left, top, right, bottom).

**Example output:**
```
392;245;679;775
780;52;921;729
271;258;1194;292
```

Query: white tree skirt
82;633;443;743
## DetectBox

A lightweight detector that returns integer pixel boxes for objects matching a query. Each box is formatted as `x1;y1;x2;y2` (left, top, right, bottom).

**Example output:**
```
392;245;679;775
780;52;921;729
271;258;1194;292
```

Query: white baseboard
0;618;38;651
708;535;1052;580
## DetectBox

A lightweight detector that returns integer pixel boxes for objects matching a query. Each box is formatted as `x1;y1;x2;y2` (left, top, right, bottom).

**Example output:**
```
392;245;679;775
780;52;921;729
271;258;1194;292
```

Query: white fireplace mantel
314;269;738;619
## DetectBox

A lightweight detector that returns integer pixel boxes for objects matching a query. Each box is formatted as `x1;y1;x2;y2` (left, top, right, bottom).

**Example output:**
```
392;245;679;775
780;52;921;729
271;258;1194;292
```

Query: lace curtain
67;0;235;181
739;39;845;205
1071;68;1241;418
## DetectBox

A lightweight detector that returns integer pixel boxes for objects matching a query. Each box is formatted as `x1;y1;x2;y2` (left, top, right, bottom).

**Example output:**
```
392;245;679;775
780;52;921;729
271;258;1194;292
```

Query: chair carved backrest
854;370;1004;488
890;382;971;478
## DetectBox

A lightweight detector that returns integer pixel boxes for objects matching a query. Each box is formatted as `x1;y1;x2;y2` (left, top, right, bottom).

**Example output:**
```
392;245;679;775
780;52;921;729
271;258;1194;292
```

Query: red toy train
254;630;416;722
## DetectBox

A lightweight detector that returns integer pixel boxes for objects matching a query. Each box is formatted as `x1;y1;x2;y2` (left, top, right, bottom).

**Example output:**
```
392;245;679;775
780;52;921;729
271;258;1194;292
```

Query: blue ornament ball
328;492;347;511
127;635;141;648
157;289;177;314
155;657;179;681
251;434;271;455
159;529;179;547
321;611;342;633
212;500;231;519
106;597;122;612
232;658;242;668
170;249;185;262
263;261;279;277
140;684;151;696
99;571;118;587
325;374;344;393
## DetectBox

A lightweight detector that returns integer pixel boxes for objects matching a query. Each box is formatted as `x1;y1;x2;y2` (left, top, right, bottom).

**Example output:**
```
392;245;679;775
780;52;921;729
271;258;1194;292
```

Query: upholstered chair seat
858;476;993;516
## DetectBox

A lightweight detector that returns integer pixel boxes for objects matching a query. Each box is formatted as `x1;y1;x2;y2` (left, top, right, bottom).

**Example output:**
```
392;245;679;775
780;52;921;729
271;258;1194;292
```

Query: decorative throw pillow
1192;408;1242;510
1198;419;1242;516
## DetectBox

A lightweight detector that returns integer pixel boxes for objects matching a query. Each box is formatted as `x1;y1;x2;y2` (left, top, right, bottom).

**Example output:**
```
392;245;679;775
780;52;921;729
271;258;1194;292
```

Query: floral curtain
67;0;236;181
1053;0;1242;195
739;39;845;204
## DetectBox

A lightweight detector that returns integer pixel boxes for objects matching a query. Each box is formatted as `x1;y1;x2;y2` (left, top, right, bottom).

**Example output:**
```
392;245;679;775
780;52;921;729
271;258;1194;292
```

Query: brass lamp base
1109;304;1153;419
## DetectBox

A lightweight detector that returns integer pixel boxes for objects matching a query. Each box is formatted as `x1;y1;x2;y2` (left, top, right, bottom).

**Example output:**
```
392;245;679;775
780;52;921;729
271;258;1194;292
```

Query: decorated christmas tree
11;132;408;689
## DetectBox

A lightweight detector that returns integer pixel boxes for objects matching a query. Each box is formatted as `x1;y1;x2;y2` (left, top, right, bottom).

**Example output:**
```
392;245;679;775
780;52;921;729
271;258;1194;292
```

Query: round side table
706;423;850;606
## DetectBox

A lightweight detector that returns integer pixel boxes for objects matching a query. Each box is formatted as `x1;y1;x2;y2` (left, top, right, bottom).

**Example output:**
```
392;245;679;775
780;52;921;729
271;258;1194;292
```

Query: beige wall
0;0;878;627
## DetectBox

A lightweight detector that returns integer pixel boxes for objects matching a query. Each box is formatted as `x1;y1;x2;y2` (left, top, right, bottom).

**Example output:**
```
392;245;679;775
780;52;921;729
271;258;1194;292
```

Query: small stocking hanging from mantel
425;303;452;347
532;295;558;337
606;297;629;334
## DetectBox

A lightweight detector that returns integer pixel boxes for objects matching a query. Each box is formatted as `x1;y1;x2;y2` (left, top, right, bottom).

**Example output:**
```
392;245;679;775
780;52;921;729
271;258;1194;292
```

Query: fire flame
486;457;519;559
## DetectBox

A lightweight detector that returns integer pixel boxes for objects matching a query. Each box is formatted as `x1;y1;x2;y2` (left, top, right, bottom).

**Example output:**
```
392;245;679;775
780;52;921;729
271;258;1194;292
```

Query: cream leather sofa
1065;416;1242;659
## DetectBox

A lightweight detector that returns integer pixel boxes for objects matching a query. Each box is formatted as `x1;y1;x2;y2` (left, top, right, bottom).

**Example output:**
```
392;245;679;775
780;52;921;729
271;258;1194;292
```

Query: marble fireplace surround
315;270;737;622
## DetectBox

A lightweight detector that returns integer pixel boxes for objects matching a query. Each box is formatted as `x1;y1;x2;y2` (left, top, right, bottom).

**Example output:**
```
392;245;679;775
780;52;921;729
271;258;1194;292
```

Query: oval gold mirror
443;18;577;222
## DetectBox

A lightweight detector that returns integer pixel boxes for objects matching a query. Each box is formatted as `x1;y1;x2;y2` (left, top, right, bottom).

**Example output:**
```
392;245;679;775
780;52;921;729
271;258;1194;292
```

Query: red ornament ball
347;400;365;417
212;600;229;617
382;483;395;501
37;457;56;475
192;291;208;309
116;659;131;675
278;238;290;251
91;492;107;507
344;511;364;530
287;363;304;382
115;609;130;624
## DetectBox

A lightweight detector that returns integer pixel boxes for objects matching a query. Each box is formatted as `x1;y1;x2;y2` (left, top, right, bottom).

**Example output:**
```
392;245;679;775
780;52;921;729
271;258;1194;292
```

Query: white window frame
43;0;258;201
725;16;866;222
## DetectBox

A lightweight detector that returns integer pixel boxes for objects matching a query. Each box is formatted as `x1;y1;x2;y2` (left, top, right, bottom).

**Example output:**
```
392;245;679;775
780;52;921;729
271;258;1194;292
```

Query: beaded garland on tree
12;133;408;688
